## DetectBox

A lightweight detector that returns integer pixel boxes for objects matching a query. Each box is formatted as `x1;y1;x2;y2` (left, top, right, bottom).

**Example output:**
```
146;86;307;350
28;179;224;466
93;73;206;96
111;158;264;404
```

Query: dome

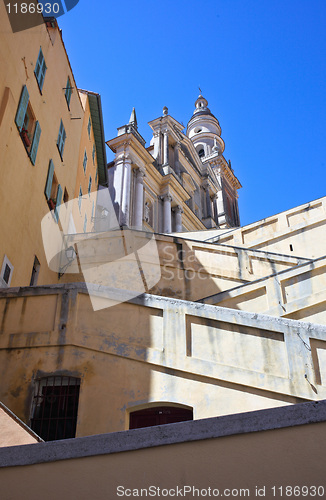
186;94;224;156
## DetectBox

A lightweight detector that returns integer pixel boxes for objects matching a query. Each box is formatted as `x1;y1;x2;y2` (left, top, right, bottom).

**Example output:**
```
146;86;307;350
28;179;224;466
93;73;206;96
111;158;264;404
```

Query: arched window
129;405;193;429
30;375;80;441
198;148;205;158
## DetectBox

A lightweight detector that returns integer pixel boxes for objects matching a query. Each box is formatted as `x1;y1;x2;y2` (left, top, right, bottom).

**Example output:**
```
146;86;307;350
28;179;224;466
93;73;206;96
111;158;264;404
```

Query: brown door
129;406;193;429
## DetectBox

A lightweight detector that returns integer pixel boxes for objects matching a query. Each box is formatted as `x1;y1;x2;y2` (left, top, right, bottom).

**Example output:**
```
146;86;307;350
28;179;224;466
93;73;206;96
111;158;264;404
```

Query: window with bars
30;376;80;441
34;47;47;92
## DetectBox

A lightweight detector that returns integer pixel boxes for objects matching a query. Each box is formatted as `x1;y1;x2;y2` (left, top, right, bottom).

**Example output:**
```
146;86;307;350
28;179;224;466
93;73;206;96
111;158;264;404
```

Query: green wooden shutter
45;160;55;199
57;120;66;157
35;48;46;91
30;121;41;165
34;48;43;80
15;85;29;132
65;77;72;107
39;59;47;91
54;184;63;222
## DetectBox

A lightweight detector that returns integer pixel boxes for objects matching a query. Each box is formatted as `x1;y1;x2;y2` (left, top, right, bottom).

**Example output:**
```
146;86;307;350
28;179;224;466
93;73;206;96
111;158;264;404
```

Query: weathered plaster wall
0;284;325;436
61;232;308;302
202;256;326;325
204;196;326;259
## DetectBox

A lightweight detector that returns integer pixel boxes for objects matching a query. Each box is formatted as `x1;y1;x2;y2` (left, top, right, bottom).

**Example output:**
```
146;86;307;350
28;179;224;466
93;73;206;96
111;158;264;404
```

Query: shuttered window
15;85;29;132
30;121;41;165
44;160;55;199
87;117;91;138
54;184;63;222
83;150;87;173
78;187;82;211
34;48;47;92
92;144;96;164
57;120;66;159
15;86;41;164
65;76;72;108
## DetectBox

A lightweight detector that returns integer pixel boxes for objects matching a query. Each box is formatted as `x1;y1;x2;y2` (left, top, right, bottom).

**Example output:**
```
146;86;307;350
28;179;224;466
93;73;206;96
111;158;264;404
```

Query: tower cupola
187;94;225;159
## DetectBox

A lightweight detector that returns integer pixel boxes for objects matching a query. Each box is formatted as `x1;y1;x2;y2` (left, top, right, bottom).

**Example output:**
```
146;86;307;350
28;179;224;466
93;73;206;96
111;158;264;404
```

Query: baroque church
107;94;240;233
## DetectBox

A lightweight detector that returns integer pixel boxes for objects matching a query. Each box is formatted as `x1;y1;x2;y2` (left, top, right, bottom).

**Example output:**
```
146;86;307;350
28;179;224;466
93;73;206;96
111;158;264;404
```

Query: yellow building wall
0;4;96;288
1;284;326;438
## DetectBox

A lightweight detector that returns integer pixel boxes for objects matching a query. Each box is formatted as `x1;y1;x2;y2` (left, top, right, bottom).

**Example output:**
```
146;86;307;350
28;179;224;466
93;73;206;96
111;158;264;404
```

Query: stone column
174;142;181;176
163;130;169;165
133;169;145;229
163;194;172;233
174;205;183;232
212;193;219;224
120;154;132;226
205;184;213;219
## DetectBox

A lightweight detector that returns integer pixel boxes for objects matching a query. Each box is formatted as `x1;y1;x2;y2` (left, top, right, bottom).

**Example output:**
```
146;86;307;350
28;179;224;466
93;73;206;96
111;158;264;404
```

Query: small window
95;169;98;184
92;144;96;164
57;120;66;159
198;148;205;158
63;188;69;203
44;161;62;222
0;255;14;288
83;214;87;233
290;244;293;252
78;187;83;211
34;47;47;92
30;375;80;441
30;256;40;286
83;150;87;173
88;176;92;195
87;117;91;138
65;77;72;108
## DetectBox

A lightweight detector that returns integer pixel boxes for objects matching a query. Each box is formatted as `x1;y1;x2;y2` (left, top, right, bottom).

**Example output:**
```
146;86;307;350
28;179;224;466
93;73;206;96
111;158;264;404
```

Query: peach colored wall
0;407;39;447
0;3;96;288
0;421;325;499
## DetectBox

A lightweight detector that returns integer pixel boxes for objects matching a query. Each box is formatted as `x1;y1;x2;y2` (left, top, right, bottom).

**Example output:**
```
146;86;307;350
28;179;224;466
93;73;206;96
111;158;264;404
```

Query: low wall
0;401;326;500
1;284;326;436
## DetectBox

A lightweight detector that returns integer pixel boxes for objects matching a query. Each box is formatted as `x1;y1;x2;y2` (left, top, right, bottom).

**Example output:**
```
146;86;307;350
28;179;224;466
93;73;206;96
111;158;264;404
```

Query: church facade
107;95;241;234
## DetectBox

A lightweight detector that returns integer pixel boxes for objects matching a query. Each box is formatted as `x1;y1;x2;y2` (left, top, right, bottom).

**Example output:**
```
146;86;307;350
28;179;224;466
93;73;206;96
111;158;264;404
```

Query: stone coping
0;400;326;468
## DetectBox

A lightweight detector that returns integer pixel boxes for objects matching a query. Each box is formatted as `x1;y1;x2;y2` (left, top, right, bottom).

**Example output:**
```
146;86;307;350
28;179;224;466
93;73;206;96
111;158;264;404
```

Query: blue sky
58;0;326;226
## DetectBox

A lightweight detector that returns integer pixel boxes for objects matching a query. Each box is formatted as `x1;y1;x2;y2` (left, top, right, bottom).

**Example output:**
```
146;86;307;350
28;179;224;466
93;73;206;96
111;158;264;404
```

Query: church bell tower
187;94;241;228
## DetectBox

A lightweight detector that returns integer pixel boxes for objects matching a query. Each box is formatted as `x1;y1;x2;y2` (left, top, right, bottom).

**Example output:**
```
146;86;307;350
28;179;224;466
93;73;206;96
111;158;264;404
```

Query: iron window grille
30;375;80;441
